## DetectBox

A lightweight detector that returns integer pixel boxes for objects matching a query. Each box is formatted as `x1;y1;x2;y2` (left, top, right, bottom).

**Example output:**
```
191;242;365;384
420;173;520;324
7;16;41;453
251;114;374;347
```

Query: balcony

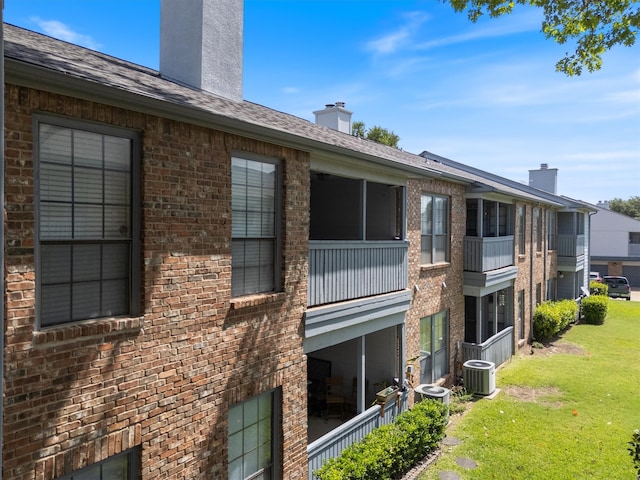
462;326;514;368
307;393;408;480
463;236;514;273
308;240;408;307
558;234;585;257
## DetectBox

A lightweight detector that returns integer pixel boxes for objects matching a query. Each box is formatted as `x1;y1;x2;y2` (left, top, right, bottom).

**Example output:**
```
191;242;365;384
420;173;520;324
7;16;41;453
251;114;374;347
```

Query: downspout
529;206;535;342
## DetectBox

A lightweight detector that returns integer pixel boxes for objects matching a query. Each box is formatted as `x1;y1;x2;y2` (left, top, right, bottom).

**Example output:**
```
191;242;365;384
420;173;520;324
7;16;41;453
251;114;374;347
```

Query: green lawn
419;300;640;479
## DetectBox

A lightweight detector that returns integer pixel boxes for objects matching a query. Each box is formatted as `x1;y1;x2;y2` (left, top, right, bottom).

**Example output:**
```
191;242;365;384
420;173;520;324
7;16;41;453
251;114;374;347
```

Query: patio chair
324;376;345;418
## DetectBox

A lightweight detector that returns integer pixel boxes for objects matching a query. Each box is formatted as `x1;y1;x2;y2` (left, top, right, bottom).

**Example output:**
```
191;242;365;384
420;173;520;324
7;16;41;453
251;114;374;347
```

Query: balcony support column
357;336;366;413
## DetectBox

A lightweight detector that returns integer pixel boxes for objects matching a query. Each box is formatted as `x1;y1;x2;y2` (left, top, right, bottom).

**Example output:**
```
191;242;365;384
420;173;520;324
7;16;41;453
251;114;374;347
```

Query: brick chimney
160;0;243;102
313;102;353;134
529;163;558;194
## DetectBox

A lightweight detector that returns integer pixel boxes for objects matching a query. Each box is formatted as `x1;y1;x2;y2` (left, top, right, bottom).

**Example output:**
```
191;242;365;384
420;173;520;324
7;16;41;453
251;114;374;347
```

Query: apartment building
1;2;594;479
590;205;640;285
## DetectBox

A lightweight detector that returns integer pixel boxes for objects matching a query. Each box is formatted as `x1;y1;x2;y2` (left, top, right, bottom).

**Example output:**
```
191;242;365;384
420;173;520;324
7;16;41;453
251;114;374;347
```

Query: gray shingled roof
3;23;587;209
420;150;594;210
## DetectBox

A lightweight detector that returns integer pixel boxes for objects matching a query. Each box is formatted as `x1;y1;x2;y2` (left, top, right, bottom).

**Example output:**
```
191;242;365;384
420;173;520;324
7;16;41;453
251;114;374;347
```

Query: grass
419;300;640;479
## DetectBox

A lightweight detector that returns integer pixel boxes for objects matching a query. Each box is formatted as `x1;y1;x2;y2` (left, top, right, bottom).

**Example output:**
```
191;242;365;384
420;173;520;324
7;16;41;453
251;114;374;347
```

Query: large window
36;119;140;327
630;232;640;256
58;448;139;479
547;210;556;250
228;390;280;480
231;156;280;297
518;289;525;340
419;311;449;383
517;205;526;255
421;194;449;265
534;208;543;252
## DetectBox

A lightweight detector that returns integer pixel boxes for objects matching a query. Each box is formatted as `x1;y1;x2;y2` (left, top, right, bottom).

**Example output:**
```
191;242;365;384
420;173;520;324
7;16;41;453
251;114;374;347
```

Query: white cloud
415;10;541;51
30;17;101;50
365;11;430;55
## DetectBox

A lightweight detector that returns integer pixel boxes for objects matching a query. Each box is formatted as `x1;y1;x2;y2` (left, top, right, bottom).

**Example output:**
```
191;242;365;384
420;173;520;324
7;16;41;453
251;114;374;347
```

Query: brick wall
3;85;310;479
405;178;466;388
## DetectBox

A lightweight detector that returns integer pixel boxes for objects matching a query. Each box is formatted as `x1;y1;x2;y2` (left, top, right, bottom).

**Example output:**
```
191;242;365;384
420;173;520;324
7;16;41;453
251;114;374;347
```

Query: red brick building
1;3;594;479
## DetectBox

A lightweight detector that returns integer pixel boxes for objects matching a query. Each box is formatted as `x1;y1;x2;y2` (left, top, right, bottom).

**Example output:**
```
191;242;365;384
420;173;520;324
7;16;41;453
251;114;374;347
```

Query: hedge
589;280;608;296
533;299;579;341
314;399;448;480
581;295;609;324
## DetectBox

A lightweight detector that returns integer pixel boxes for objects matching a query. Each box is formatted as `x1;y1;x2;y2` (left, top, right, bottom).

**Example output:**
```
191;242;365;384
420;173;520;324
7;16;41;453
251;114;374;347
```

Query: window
421;194;449;264
517;205;526;255
36;119;140;327
534;208;543;252
229;390;280;480
419;311;449;383
232;156;280;297
547;210;556;250
630;232;640;256
518;289;525;340
57;448;140;479
546;277;556;301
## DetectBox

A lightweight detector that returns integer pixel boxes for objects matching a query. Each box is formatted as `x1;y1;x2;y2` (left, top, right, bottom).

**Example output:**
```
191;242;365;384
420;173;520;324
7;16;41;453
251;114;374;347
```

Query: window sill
420;262;451;272
230;292;286;310
34;316;144;347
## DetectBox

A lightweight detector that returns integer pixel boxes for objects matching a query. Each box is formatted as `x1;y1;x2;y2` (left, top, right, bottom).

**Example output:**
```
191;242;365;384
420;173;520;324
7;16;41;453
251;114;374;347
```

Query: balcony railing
463;236;514;273
308;240;408;307
462;326;514;368
558;234;585;257
307;393;408;480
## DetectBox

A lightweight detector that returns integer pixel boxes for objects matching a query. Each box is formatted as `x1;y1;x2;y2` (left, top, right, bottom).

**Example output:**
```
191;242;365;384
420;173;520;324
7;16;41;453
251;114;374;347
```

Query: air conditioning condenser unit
463;360;496;395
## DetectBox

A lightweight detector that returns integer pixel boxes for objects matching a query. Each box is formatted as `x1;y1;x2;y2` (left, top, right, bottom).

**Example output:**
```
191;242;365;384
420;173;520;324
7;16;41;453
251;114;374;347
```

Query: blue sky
4;0;640;204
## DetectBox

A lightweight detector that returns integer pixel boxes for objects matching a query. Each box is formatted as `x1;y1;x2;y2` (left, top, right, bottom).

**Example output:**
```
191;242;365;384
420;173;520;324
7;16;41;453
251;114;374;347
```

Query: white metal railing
462;326;514;367
463;236;514;272
558;234;585;257
307;393;408;479
308;241;408;307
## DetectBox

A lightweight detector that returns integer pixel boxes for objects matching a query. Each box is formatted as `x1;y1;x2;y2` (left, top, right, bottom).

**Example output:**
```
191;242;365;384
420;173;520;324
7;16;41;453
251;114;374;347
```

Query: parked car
603;276;631;301
589;271;603;283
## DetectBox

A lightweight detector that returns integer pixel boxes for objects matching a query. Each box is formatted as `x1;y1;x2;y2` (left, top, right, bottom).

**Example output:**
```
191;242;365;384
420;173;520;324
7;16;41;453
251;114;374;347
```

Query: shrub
581;295;609;324
533;300;579;341
629;429;640;479
314;399;448;480
590;280;608;296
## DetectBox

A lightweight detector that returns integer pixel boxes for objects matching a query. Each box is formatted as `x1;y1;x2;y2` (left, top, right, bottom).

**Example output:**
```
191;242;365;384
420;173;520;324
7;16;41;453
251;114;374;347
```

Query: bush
629;429;640;479
314;399;448;480
533;300;579;341
581;294;609;324
590;280;608;296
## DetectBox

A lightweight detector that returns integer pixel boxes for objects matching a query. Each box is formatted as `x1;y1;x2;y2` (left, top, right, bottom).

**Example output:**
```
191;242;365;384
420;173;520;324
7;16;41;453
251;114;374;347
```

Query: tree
352;121;400;147
445;0;640;75
609;196;640;220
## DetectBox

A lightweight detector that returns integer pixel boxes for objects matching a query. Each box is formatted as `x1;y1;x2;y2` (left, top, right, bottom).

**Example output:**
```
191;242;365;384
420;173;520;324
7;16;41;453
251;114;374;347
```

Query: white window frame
35;116;140;328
